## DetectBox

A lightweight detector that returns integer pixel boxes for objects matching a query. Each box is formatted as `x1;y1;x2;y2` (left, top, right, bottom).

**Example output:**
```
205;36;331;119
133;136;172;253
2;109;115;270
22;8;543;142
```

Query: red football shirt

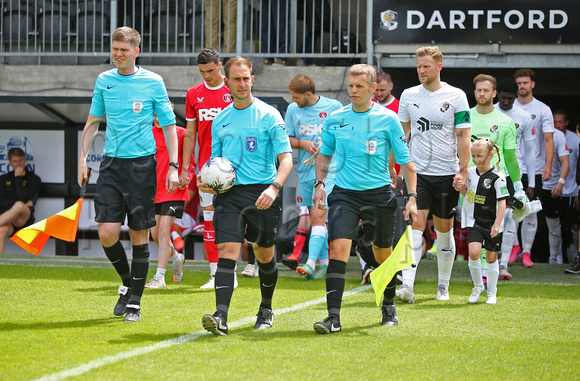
153;125;195;203
185;80;233;167
372;97;400;113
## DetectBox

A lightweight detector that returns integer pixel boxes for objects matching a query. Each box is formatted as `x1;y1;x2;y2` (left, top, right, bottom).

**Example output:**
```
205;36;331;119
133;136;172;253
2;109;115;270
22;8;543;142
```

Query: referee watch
313;180;325;188
271;181;282;191
169;162;179;169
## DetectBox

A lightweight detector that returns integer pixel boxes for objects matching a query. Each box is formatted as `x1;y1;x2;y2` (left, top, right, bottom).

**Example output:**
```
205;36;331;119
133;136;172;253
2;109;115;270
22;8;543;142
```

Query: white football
199;157;236;193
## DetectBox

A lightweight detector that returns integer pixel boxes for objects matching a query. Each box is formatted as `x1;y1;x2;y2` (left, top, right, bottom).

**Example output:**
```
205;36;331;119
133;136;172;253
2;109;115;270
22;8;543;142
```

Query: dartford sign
373;1;578;44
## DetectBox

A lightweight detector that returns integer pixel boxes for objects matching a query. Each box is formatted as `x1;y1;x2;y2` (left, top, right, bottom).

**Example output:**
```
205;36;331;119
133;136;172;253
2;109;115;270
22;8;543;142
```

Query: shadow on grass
0;317;116;332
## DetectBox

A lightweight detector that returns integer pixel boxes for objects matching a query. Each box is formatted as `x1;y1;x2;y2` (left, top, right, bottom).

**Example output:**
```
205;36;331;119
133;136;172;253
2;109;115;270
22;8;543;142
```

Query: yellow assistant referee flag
370;224;414;307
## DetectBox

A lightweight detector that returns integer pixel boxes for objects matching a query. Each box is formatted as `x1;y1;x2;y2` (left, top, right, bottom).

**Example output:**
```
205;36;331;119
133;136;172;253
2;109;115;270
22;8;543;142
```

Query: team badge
440;102;450;112
514;123;520;129
531;114;536;120
490;125;498;133
483;178;492;189
297;196;303;203
319;112;327;119
132;101;143;114
366;140;377;154
223;94;232;102
380;10;398;31
246;137;257;152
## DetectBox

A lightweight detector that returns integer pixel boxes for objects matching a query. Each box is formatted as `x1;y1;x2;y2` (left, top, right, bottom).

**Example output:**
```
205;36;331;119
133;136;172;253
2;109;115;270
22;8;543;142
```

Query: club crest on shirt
490;125;498;133
246;137;257;152
440;102;450;112
319;112;328;119
483;178;492;189
223;94;232;102
514;123;520;129
531;114;536;120
366;140;377;154
132;101;143;114
297;196;303;203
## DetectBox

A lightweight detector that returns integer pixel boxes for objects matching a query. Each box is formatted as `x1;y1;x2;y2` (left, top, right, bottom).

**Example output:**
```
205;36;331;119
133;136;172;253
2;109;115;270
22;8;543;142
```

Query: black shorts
327;185;398;249
467;224;502;252
94;155;156;231
561;196;580;227
540;189;562;219
213;184;281;247
417;174;458;219
521;174;543;200
155;200;185;218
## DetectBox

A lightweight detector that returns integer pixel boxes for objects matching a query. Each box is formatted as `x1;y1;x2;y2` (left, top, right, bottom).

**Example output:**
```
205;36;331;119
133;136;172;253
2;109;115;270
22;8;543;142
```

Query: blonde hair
348;64;376;86
473;74;497;90
112;26;141;49
472;138;500;163
416;46;442;63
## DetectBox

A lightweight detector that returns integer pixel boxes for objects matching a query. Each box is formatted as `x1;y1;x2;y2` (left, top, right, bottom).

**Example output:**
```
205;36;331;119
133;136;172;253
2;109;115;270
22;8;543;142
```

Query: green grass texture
1;254;579;381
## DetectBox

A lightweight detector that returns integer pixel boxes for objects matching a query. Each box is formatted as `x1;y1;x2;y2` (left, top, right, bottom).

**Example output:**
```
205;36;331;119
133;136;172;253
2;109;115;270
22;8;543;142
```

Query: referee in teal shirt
200;57;293;336
312;64;418;333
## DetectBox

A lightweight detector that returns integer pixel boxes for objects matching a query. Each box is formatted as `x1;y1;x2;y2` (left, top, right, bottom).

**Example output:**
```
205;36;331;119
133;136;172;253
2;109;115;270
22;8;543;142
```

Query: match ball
199;157;236;193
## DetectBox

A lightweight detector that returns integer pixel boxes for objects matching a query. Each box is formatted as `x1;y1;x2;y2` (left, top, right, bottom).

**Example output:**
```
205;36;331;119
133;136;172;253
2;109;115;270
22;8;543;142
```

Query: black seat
37;1;75;44
75;0;110;48
2;0;36;43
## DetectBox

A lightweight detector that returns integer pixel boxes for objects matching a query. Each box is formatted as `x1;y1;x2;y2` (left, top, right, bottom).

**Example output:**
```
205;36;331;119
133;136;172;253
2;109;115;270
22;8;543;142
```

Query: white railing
0;0;372;65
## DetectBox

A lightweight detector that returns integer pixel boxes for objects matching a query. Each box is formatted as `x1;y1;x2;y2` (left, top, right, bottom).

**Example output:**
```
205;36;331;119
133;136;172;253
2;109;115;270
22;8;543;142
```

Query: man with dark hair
184;48;234;289
79;26;179;322
201;57;293;336
372;72;399;113
312;64;417;332
0;148;41;254
282;74;342;279
495;77;537;278
514;68;555;267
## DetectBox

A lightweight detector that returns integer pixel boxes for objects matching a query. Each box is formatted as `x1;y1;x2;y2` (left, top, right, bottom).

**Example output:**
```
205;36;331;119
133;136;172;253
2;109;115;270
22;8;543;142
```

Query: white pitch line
33;285;372;381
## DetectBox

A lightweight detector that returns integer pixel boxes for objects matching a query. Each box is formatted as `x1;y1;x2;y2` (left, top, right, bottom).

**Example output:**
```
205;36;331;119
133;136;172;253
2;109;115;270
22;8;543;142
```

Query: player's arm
543;131;554;181
256;152;293;210
180;119;197;187
290;136;317;154
313;153;332;210
523;133;537;198
78;114;102;185
401;121;411;141
552;154;569;198
161;124;179;193
491;199;507;238
401;161;418;223
454;127;471;189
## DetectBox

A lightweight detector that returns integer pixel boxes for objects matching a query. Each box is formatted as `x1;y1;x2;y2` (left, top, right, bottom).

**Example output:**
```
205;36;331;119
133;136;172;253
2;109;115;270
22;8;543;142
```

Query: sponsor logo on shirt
417;117;443;132
132;101;143;114
197;97;204;103
199;107;223;121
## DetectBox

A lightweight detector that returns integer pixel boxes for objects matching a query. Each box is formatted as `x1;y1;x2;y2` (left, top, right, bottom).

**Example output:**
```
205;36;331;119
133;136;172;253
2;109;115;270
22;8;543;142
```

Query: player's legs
500;208;516;279
200;190;220;287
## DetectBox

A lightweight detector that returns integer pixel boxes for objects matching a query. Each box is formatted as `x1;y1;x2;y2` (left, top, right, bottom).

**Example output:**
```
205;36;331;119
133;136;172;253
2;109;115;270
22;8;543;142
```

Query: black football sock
102;240;131;288
215;258;236;321
257;257;278;310
326;259;347;318
129;244;150;305
247;243;256;265
382;274;397;306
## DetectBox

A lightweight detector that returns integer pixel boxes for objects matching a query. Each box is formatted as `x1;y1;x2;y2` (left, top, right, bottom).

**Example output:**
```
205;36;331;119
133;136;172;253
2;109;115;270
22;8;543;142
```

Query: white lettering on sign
406;9;567;30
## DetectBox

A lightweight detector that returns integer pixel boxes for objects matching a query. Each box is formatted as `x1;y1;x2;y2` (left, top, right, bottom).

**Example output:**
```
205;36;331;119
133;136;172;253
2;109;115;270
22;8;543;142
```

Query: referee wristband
558;178;566;185
408;192;417;199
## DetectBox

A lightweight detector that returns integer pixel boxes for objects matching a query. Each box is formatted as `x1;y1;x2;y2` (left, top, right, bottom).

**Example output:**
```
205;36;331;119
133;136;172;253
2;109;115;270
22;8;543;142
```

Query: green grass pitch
1;254;579;380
